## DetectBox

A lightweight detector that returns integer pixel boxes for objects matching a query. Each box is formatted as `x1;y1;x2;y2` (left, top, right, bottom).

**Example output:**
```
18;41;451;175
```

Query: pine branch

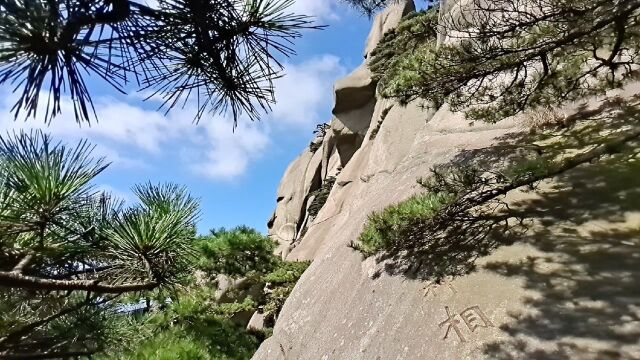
449;127;640;219
11;254;34;274
0;271;158;293
0;295;114;349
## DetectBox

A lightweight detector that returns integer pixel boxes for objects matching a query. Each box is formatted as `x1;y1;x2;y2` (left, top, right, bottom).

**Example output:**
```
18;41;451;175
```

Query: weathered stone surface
247;312;265;331
331;99;377;167
215;276;262;304
255;87;640;360
270;147;324;256
333;66;376;116
254;1;640;358
333;0;415;116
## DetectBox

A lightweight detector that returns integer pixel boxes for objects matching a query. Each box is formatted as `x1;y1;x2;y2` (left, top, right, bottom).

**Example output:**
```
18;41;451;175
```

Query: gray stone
253;1;640;359
247;311;266;331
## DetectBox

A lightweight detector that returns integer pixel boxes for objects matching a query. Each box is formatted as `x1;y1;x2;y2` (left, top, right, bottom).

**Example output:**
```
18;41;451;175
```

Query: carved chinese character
423;277;457;298
438;305;494;343
460;306;494;332
438;306;466;343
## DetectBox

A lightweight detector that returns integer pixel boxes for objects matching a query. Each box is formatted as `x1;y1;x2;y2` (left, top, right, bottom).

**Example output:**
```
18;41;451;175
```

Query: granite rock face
255;1;640;359
267;0;416;258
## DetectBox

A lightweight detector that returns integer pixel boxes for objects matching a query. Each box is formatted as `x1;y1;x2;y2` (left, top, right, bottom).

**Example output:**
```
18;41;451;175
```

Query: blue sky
0;1;376;234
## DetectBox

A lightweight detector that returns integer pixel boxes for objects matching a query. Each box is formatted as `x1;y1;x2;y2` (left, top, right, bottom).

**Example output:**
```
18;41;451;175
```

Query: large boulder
253;1;640;359
255;83;640;360
268;0;417;258
269;147;324;257
332;0;414;115
331;0;416;168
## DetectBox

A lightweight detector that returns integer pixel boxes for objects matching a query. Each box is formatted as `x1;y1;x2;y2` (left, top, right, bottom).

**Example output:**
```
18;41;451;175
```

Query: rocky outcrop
256;1;640;359
267;0;416;258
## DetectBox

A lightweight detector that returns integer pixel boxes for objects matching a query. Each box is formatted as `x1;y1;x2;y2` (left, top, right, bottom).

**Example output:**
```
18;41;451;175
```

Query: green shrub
104;319;262;360
262;261;310;325
196;226;278;278
369;105;393;140
264;261;311;285
213;297;257;318
357;192;455;256
307;177;336;219
263;285;295;324
100;227;311;360
101;288;262;360
368;8;439;98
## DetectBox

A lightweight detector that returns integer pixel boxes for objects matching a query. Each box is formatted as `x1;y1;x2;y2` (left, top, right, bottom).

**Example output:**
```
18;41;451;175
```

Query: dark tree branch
461;128;640;213
49;265;113;280
0;271;158;293
0;295;114;348
59;0;132;46
11;254;34;274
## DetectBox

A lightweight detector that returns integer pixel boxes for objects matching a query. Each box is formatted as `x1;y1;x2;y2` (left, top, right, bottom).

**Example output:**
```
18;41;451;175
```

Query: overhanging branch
0;271;158;293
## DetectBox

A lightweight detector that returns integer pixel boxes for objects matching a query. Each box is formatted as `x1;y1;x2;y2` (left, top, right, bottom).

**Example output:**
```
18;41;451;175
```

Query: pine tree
374;0;640;122
355;0;640;273
0;131;200;358
0;0;320;125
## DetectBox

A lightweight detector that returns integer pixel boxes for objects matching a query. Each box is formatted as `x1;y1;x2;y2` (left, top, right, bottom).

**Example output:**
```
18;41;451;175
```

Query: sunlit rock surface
255;1;640;359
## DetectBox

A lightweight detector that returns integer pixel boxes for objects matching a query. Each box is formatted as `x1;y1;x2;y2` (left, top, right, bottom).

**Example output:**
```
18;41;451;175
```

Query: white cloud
0;53;344;181
0;95;185;168
288;0;340;20
191;120;270;181
272;54;346;127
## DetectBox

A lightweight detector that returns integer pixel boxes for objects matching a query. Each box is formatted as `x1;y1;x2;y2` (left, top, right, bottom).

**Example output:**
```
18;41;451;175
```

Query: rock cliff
255;1;640;359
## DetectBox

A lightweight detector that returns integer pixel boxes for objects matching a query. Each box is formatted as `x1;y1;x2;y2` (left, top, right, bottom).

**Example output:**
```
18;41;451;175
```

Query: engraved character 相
438;305;494;343
438;306;467;343
460;306;494;332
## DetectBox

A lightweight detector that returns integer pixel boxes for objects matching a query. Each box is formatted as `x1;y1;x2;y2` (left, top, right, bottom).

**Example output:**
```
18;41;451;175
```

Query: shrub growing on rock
357;192;455;256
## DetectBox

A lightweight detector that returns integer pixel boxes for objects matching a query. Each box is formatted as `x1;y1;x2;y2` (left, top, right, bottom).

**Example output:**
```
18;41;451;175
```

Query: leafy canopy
100;226;309;360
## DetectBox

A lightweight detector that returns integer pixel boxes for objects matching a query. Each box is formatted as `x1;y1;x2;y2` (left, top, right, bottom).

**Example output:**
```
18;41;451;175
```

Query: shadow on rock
479;151;640;359
371;93;640;350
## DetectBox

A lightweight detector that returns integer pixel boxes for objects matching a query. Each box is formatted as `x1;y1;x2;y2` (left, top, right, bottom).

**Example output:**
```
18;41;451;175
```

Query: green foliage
263;284;295;323
101;285;262;360
369;105;394;140
262;261;310;325
307;176;337;219
369;8;439;81
102;256;312;359
341;0;438;16
0;0;319;125
104;316;261;360
196;226;278;278
213;297;258;319
357;192;455;256
0;133;303;359
0;131;200;358
371;0;640;123
118;331;212;360
309;123;330;152
263;261;311;285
